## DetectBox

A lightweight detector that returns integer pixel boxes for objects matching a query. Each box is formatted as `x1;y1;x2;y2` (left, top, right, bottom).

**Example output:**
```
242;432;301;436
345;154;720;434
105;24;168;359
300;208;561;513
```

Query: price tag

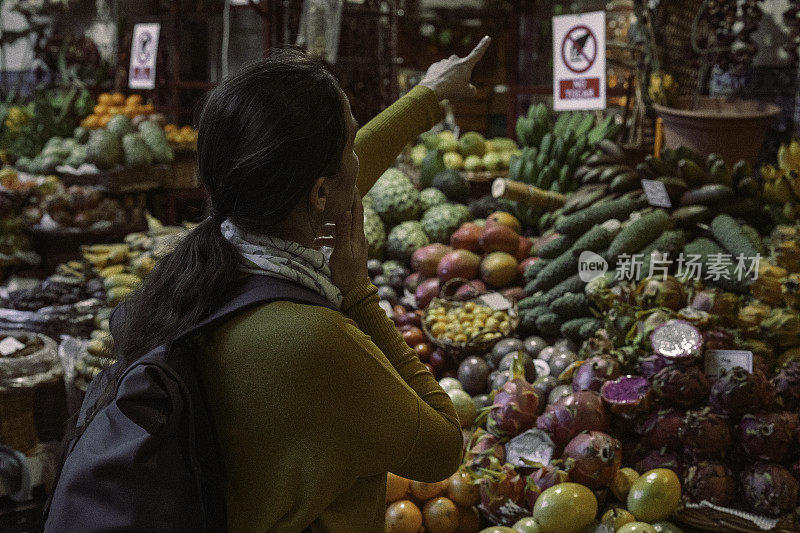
641;179;672;208
0;336;26;357
129;23;161;90
705;349;753;378
478;293;512;311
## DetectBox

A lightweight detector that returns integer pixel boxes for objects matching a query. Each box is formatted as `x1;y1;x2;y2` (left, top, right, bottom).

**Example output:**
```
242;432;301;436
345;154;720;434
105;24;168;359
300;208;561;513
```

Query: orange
111;92;125;106
94;104;108;115
180;125;194;134
164;124;178;134
98;93;112;105
99;115;111;127
141;103;155;114
125;94;142;106
84;115;100;128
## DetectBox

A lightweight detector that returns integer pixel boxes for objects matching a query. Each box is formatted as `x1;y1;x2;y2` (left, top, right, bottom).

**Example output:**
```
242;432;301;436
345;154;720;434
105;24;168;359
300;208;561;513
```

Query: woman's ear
309;176;328;213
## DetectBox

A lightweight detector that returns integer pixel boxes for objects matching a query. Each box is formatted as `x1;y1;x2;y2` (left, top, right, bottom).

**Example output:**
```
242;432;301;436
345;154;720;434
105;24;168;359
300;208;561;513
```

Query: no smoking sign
553;11;606;111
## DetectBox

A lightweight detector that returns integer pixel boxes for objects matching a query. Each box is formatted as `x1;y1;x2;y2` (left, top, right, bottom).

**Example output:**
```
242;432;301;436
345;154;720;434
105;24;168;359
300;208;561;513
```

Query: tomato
387;473;410;504
627;469;681;523
386;500;423;533
423;497;459;533
402;327;426;348
447;470;479;507
414;343;433;361
533;483;597;533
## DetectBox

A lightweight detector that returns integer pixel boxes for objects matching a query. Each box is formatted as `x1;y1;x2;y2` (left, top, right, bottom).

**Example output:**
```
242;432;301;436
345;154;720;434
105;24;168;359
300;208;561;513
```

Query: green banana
538;165;555;190
551;137;565;164
706;152;723;172
676;146;705;167
731;160;752;186
516;117;532;146
562;128;577;151
587;115;614;144
553;112;571;137
575;113;596;136
509;155;523;181
540;132;554;159
645;154;671;176
521;159;536;184
678;158;708;185
709;159;732;187
565;145;580;169
660;149;680;173
534;103;550;128
566;112;584;134
558;164;571;191
526;146;539;162
536;151;548;173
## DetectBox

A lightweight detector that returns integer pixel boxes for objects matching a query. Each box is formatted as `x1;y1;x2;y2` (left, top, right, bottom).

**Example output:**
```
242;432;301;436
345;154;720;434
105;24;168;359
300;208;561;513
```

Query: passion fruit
512;517;542;532
386;473;410;503
627;469;681;522
651;521;684;533
439;377;464;393
600;507;635;529
422;497;459;533
533;482;597;533
448;389;477;428
386;499;423;533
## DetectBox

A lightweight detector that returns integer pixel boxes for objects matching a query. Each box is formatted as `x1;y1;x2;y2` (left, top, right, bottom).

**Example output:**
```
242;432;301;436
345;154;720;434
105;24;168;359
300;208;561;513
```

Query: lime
533;483;597;533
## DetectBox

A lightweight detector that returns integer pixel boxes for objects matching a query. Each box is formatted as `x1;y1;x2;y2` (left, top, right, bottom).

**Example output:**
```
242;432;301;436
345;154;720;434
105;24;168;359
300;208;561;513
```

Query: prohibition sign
561;25;597;74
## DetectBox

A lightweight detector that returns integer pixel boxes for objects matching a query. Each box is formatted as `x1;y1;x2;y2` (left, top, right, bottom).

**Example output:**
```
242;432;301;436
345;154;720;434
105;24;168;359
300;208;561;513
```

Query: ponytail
112;214;241;368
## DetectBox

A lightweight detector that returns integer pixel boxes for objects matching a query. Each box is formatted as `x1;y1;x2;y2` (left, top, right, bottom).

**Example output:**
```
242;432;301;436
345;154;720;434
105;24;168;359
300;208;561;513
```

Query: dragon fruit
635;408;685;450
635;275;686;311
562;431;622;489
652;365;710;408
572;356;622;392
634;449;682;476
650;319;704;360
524;464;568;508
679;408;732;460
536;391;609;449
465;428;505;472
708;367;775;416
478;462;527;514
600;375;653;419
487;354;541;437
683;462;737;506
740;463;800;517
736;412;799;462
771;361;800;409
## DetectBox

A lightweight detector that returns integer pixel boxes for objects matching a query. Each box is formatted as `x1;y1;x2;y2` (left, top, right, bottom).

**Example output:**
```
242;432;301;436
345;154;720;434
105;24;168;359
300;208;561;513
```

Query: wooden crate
163;151;198;189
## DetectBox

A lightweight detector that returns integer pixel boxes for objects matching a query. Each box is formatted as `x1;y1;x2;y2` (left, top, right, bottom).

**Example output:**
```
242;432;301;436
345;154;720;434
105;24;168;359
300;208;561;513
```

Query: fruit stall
1;0;800;532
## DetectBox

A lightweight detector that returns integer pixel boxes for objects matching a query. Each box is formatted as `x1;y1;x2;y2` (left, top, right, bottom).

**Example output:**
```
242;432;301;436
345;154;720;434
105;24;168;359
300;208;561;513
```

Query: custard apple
363;203;386;259
419;187;448;212
367;168;421;226
420;203;472;243
386;221;430;262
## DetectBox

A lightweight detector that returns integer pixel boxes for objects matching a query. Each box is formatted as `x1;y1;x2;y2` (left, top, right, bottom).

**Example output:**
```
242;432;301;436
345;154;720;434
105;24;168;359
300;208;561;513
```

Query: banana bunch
761;139;800;207
648;71;679;107
574;139;638;192
510;104;621;194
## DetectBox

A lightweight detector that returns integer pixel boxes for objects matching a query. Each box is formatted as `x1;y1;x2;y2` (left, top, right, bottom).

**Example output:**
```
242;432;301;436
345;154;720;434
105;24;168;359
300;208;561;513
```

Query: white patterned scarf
220;219;343;309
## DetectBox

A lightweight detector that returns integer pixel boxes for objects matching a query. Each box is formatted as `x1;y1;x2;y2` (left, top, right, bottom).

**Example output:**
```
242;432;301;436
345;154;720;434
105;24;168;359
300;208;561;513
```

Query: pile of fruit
762;138;800;222
425;301;513;346
79;93;157;129
410;130;520;176
15;112;175;174
164;124;198;148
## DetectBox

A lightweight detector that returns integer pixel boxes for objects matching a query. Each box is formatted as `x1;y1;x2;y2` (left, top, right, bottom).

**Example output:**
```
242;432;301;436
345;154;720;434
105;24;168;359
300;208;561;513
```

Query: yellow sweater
199;86;462;532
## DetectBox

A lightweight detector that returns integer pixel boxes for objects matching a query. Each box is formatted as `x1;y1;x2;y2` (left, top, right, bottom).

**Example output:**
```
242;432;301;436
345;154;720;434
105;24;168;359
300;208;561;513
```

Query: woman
110;39;490;531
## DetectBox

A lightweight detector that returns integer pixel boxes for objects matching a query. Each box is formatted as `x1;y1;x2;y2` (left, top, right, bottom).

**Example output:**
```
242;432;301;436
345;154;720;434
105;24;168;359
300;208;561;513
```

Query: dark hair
112;49;347;367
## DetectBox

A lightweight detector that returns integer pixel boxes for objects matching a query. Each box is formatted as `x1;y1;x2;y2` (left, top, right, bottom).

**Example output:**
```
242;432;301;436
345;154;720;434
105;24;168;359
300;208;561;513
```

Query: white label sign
129;23;161;90
553;11;606;111
705;350;753;378
641;179;672;208
0;336;25;357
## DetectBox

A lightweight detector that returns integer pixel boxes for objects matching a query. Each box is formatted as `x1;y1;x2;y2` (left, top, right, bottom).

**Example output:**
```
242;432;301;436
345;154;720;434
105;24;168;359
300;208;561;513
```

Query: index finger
462;36;491;65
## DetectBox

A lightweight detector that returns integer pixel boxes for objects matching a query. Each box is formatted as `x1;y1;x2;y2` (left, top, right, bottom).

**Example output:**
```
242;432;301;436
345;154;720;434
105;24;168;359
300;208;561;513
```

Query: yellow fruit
617;523;657;533
99;265;126;277
533;483;597;533
98;93;112;105
103;273;142;291
601;507;635;529
627;469;681;523
87;338;109;356
107;286;134;306
125;94;143;106
610;467;639;501
111;92;125;106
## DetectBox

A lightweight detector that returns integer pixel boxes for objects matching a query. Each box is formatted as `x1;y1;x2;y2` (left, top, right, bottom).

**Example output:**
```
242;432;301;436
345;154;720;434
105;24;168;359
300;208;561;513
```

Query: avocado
432;169;470;203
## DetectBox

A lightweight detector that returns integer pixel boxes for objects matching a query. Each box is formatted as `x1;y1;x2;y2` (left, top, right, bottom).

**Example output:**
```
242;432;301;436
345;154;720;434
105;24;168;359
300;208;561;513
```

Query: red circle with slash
561;25;597;74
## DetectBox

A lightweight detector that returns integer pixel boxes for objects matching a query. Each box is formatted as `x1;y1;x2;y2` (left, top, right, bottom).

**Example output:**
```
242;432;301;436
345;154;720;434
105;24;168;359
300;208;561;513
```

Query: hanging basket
421;278;519;357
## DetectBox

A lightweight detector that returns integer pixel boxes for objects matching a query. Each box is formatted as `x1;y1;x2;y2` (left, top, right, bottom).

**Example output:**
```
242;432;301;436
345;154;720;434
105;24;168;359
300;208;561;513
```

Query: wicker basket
674;506;799;533
422;278;519;357
0;388;38;452
163;151;198;189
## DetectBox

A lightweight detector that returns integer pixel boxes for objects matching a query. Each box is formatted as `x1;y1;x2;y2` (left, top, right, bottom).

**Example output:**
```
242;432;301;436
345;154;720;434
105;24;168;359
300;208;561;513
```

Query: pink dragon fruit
562;431;622;489
635;408;685;450
683;461;737;506
600;375;653;419
740;463;800;517
524;464;568;508
635;449;683;477
679;408;732;460
709;367;775;417
465;428;505;472
488;354;541;437
652;365;710;408
571;356;622;392
771;361;800;409
478;462;527;514
736;412;799;462
536;391;609;449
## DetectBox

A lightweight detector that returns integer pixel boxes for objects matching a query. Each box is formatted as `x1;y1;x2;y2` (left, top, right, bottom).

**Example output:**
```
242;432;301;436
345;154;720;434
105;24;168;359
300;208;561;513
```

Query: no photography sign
553;11;606;111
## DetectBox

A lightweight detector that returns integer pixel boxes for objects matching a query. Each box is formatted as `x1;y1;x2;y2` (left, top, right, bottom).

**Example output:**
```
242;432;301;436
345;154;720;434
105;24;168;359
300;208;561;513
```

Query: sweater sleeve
354;85;444;194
